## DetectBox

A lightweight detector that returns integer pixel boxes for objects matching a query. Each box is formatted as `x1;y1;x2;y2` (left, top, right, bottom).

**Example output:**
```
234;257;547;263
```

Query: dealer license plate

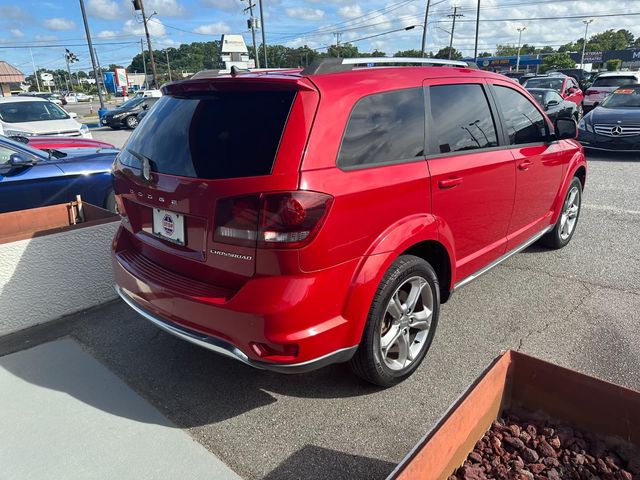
152;208;185;245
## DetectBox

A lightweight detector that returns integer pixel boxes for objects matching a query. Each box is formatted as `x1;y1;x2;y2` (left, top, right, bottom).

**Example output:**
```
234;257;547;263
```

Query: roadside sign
40;73;53;81
114;67;128;88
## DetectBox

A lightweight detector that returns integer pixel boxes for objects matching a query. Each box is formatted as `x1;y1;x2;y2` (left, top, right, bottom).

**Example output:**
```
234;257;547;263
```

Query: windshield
0;101;69;123
592;76;637;88
601;88;640;108
0;135;49;160
118;97;145;110
524;78;564;91
528;90;545;106
119;91;296;180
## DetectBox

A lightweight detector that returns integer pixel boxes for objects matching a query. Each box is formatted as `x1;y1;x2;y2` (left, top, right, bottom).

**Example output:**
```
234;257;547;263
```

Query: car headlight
4;129;34;137
578;118;594;133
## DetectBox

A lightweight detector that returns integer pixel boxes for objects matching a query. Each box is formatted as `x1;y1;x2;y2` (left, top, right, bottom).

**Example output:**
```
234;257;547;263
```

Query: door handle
438;177;463;189
518;160;533;171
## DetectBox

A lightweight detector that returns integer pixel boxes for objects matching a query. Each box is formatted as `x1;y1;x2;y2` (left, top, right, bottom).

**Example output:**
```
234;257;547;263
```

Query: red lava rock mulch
449;409;640;480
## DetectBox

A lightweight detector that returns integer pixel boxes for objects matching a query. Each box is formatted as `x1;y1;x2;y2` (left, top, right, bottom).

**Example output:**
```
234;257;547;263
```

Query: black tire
125;115;138;129
349;255;440;387
540;176;582;249
105;189;118;213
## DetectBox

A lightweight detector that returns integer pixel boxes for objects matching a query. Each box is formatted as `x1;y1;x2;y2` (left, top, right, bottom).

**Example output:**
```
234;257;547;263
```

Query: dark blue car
0;135;118;214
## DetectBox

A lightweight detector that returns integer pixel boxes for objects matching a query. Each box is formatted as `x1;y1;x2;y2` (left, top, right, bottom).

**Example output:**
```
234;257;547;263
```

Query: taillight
214;191;333;249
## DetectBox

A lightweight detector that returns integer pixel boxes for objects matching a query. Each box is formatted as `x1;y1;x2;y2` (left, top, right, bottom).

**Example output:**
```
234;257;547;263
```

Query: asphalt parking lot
29;140;635;479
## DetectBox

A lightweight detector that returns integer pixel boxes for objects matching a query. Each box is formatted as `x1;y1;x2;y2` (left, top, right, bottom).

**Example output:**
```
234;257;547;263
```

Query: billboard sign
114;67;128;88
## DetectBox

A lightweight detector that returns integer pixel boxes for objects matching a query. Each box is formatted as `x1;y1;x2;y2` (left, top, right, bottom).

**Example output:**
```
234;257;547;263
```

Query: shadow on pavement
585;150;639;162
263;445;397;480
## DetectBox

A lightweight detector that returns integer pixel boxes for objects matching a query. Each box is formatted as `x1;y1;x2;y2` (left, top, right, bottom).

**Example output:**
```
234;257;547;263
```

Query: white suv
584;71;640;112
0;97;91;138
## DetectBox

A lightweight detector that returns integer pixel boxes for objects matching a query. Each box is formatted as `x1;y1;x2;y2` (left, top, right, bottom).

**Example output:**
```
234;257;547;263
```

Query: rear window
120;91;295;179
592;76;637;87
524;78;564;91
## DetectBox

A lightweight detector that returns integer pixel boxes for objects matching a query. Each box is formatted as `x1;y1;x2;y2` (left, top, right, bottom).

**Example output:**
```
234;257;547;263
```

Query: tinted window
495;86;547;145
524;78;564;92
337;88;425;168
547;91;563;103
120;91;295;179
429;84;498;154
601;88;640;108
592;76;637;87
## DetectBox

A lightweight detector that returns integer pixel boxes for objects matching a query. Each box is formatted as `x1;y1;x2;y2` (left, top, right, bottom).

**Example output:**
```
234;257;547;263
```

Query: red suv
112;58;586;386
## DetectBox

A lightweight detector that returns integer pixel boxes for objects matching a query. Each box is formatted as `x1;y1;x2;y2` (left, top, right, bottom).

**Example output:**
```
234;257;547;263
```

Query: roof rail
301;57;472;76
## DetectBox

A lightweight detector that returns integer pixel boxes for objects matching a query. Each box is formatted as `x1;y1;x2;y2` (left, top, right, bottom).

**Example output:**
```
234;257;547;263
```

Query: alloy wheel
379;276;434;371
559;186;580;241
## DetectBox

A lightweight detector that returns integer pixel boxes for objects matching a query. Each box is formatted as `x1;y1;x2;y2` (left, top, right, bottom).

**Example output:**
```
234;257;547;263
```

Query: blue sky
1;0;639;76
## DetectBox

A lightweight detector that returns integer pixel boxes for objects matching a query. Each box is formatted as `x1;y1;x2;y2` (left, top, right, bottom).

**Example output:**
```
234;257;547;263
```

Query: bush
606;59;622;71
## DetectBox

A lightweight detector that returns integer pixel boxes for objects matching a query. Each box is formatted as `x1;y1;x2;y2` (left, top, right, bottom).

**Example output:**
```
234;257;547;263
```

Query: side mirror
142;103;149;110
545;100;560;110
555;118;578;141
68;112;78;119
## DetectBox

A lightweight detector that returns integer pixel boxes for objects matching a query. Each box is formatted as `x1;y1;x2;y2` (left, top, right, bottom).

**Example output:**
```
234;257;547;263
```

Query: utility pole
133;0;158;88
165;50;172;82
79;0;105;109
334;32;342;57
447;7;463;60
581;19;594;70
243;1;260;68
473;0;481;62
29;48;42;91
420;0;431;57
64;49;77;92
258;0;267;68
140;38;148;89
516;25;526;72
94;47;104;96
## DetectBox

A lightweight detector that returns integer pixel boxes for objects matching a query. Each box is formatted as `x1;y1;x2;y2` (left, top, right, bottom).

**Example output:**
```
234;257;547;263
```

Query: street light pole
244;0;260;68
516;25;526;72
165;50;172;82
473;0;481;62
29;48;42;91
79;0;105;109
420;0;431;57
258;0;267;68
580;19;594;70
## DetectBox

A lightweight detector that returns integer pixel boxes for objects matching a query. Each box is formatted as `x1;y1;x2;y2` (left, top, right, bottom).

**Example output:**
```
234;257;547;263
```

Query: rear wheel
540;176;582;249
349;255;439;387
125;115;138;129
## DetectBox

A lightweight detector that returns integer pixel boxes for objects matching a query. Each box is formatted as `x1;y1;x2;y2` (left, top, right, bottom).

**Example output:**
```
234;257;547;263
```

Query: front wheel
125;115;138;129
540;176;582;249
349;255;440;387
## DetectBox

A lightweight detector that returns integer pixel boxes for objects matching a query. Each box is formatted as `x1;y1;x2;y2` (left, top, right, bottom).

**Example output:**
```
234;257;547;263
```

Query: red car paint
24;136;115;150
112;65;587;373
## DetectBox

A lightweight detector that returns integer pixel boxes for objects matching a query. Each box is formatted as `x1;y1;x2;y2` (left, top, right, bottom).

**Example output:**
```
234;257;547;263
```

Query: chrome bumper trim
115;285;357;374
454;226;553;290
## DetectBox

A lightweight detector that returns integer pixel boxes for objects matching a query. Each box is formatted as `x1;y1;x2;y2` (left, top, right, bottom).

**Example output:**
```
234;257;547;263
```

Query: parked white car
584;71;640;112
134;89;162;98
0;97;91;138
65;92;94;103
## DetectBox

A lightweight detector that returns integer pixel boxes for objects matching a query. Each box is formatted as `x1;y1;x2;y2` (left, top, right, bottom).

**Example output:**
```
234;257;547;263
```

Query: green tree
434;47;462;60
587;29;635;51
541;53;575;73
477;51;492;58
393;49;424;58
327;42;359;58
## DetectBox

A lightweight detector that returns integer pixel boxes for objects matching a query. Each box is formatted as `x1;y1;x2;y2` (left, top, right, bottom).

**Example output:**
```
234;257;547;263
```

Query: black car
101;96;159;129
578;84;640;152
527;88;580;122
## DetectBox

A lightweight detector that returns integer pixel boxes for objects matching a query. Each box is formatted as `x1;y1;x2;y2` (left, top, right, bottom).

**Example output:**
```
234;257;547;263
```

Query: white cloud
87;0;125;20
194;22;231;35
43;18;76;31
123;17;167;37
0;6;27;19
202;0;237;12
286;7;325;21
10;29;24;38
97;30;119;39
35;34;58;41
145;0;187;17
338;4;363;19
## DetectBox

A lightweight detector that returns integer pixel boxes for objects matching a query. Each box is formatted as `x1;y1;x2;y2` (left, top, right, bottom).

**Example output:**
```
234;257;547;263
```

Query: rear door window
428;84;498;154
592;76;637;87
337;88;425;168
494;86;547;145
120;91;295;179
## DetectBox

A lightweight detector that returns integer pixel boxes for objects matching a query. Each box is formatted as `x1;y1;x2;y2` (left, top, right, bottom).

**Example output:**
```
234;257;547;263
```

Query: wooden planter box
0;201;120;336
390;350;640;480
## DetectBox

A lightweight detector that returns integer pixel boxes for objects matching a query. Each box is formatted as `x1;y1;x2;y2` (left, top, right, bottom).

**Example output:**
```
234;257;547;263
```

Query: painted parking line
582;203;640;216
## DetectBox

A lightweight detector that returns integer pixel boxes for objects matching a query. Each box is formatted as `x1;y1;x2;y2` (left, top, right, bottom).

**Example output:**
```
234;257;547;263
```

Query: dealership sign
114;67;128;88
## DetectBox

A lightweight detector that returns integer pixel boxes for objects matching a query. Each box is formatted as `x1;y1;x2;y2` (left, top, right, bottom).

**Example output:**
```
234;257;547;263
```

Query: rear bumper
112;226;362;371
116;285;357;373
